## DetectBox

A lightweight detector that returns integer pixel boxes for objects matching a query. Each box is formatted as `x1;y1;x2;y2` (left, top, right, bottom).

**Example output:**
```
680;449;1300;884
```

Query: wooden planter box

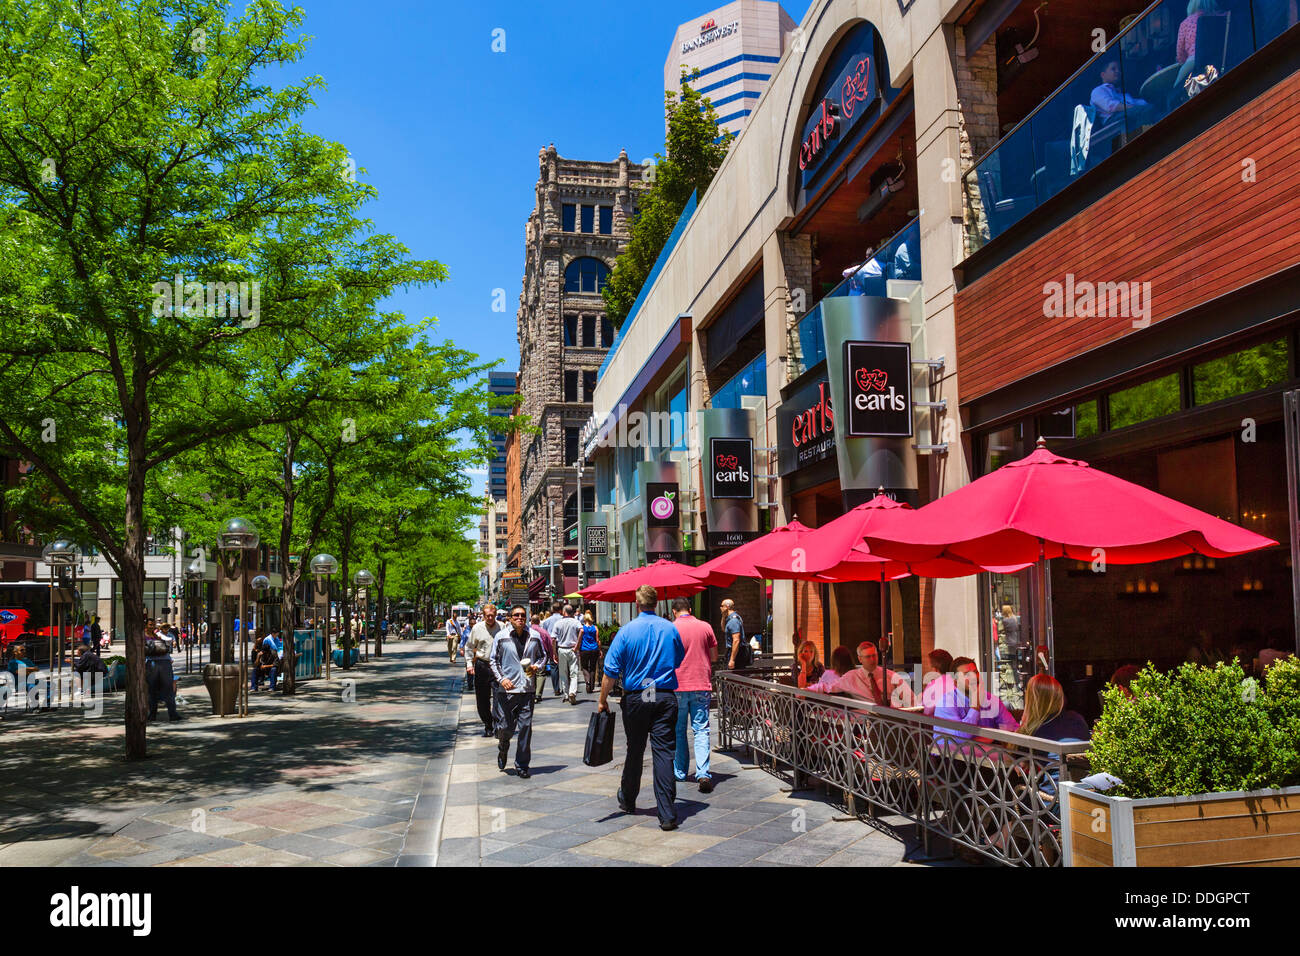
1061;782;1300;866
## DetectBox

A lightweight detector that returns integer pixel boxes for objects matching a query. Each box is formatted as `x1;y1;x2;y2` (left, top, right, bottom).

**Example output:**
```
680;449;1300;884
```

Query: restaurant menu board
843;340;913;438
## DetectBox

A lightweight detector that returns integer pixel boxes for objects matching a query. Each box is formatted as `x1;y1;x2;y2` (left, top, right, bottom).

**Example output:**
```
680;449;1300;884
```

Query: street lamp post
354;570;374;661
217;517;259;718
41;540;79;709
251;574;270;688
310;554;338;680
183;557;205;675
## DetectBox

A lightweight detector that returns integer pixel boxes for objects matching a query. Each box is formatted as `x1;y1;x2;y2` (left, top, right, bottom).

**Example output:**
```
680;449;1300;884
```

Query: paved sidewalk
437;676;936;867
0;640;457;866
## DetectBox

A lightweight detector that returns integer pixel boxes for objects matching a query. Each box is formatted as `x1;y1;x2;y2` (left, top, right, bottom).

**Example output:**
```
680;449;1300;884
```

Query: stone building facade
516;145;643;582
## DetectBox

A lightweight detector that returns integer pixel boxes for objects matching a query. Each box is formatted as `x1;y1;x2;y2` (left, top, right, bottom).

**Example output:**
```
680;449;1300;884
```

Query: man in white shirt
837;640;916;707
549;604;584;705
465;605;506;737
445;614;460;663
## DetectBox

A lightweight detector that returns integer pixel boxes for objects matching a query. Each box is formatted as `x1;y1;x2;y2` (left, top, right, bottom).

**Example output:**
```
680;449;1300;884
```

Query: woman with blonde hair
793;639;824;688
1018;673;1090;741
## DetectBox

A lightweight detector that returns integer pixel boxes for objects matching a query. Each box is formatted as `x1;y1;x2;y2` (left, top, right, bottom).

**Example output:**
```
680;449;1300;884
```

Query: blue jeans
674;690;711;781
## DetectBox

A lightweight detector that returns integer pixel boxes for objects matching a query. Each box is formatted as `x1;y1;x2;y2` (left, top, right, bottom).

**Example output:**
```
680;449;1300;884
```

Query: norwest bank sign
681;19;740;54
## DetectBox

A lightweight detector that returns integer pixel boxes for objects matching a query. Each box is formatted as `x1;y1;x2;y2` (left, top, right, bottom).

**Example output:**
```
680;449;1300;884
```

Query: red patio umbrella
689;519;822;587
860;439;1279;661
579;559;707;603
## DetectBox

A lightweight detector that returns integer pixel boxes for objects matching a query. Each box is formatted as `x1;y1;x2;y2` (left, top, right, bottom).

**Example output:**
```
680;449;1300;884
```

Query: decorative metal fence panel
716;673;1091;866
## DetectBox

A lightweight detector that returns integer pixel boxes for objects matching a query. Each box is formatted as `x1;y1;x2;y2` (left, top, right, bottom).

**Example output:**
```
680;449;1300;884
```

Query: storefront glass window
1108;373;1180;429
669;383;688;451
988;574;1028;711
1192;339;1289;406
1076;399;1099;439
712;352;766;409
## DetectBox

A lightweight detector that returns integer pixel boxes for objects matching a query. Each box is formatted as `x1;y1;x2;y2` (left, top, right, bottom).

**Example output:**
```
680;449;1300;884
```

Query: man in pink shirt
671;597;718;793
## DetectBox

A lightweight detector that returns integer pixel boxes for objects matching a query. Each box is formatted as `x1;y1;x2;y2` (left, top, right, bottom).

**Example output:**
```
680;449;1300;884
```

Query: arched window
564;257;610;294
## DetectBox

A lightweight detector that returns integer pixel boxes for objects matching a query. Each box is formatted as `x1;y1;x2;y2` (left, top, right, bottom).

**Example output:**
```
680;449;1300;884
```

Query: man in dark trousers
465;605;505;737
598;585;686;830
489;606;546;779
145;634;180;721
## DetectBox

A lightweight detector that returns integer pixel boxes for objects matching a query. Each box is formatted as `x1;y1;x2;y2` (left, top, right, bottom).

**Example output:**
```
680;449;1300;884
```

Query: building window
669;382;688;450
565;428;580;465
598;206;612;235
563;313;577;346
601;316;614;347
1192;339;1288;406
583;371;596;402
712;352;766;409
562;204;576;232
1108;374;1180;430
564;258;609;294
580;205;594;233
564;370;579;402
582;314;595;347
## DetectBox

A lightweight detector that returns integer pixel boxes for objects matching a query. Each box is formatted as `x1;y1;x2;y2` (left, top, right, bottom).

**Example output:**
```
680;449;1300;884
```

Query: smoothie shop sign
798;53;878;181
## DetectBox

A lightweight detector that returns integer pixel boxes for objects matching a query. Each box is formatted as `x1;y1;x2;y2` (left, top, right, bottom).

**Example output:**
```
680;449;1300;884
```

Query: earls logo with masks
709;438;754;500
844;341;913;437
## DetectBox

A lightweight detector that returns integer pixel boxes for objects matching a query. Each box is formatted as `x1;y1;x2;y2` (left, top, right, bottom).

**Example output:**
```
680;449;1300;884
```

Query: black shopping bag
583;710;616;767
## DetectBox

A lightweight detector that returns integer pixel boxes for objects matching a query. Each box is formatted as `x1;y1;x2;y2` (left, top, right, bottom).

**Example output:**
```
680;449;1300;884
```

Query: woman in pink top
1177;0;1222;64
806;645;855;694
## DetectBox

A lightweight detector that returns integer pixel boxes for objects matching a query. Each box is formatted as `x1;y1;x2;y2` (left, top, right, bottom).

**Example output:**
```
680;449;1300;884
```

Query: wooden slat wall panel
1134;832;1300;866
1132;791;1300;823
955;69;1300;403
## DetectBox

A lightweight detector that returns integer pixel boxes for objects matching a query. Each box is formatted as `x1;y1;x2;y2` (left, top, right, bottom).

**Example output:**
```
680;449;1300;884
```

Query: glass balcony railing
792;217;921;377
963;0;1296;255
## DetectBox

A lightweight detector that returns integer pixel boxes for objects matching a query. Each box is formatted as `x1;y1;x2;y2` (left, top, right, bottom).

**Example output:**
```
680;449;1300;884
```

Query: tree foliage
601;73;731;329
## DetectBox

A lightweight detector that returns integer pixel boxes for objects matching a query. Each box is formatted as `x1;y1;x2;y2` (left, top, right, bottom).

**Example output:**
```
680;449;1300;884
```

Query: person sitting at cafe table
838;640;916;707
793;639;824;688
1108;663;1143;699
1090;57;1155;126
1018;674;1090;741
923;657;1018;739
806;645;855;695
927;648;953;681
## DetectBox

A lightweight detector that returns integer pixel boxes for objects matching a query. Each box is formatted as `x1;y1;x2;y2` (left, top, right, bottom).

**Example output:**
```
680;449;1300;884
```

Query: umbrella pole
879;578;890;708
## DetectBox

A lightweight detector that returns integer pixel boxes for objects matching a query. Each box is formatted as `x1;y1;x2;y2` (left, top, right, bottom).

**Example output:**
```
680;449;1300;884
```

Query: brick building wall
516;145;643;575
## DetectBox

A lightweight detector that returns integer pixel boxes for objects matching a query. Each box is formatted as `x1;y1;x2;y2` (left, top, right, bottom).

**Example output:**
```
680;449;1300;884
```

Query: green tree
0;0;444;758
602;73;732;329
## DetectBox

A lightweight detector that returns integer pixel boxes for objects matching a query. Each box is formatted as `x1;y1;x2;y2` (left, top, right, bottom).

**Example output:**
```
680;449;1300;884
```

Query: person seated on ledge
793;639;824;689
926;648;953;683
1108;663;1143;700
924;657;1018;740
838;640;916;706
1018;674;1090;741
1090;57;1154;126
806;645;854;695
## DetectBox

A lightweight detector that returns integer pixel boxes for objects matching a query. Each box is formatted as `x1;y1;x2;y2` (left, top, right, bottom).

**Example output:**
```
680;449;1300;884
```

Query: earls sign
778;376;836;475
709;438;754;500
798;53;877;179
844;340;912;437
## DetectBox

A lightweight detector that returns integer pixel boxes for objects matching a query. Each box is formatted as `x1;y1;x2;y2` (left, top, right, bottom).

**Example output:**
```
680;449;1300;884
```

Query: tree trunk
375;559;386;657
122;465;149;761
340;524;352;669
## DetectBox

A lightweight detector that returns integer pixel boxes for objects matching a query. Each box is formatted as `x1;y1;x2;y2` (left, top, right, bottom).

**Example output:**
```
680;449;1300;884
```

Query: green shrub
1090;658;1300;798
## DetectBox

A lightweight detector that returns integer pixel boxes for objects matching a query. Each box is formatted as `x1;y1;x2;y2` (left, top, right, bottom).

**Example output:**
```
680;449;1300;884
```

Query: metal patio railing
715;672;1092;866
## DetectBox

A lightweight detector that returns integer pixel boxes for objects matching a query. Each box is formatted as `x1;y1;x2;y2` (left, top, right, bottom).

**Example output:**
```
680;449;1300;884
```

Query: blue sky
282;0;810;503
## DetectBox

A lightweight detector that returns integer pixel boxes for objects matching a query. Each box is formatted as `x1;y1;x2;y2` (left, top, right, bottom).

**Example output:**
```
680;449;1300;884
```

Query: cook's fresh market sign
681;20;739;54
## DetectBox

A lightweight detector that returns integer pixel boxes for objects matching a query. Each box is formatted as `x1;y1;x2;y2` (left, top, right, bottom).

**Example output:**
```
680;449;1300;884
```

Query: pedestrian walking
598;585;685;830
721;599;750;669
490;606;546;778
530;612;555;703
145;633;180;721
550;603;583;704
445;613;461;663
579;611;600;694
465;605;505;736
541;600;564;698
670;597;718;793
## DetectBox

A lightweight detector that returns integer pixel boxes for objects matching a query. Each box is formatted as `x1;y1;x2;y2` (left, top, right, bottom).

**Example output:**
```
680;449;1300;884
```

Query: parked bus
0;581;83;669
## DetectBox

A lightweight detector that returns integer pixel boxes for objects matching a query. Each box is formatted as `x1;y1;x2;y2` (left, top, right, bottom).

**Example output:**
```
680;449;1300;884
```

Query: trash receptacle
201;663;241;714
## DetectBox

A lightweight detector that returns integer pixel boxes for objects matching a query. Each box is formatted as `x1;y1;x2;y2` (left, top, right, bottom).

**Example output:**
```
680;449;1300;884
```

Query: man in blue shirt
598;585;686;830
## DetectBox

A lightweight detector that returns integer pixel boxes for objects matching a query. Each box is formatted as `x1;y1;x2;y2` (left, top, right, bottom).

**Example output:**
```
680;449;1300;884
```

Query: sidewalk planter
201;663;242;714
1061;783;1300;866
105;661;127;691
331;648;360;667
